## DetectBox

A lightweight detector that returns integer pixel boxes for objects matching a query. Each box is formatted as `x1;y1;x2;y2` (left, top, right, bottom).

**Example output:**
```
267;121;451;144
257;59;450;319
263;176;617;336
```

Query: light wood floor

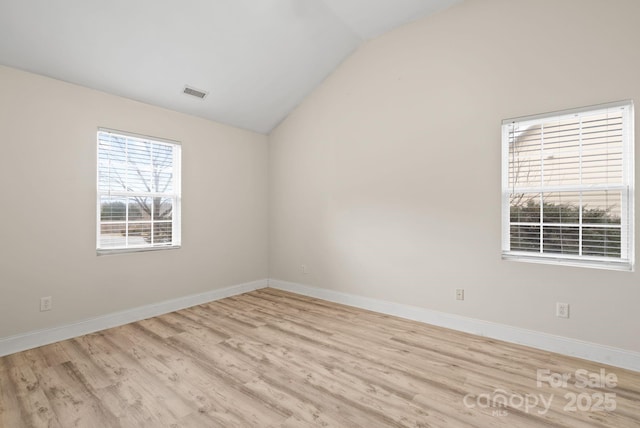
1;288;638;427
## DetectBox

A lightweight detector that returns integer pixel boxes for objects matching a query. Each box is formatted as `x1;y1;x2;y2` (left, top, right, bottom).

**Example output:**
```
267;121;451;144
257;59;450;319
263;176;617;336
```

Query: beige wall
0;65;268;338
269;0;640;352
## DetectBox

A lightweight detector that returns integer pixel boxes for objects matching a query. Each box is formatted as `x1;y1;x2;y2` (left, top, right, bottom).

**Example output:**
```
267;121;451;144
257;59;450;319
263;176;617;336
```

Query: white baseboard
4;277;638;372
0;279;268;358
268;279;640;372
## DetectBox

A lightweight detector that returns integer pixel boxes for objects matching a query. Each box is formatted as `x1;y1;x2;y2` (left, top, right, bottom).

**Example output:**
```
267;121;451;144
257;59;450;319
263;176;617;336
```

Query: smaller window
502;101;634;271
97;129;181;254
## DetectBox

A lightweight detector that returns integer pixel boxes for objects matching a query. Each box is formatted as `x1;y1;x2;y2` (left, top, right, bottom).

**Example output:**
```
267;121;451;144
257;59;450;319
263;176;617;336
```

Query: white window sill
502;252;633;272
97;245;181;256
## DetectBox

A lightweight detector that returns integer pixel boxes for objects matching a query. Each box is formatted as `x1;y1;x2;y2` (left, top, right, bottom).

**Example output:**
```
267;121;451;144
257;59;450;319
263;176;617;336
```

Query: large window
502;101;634;270
97;129;181;254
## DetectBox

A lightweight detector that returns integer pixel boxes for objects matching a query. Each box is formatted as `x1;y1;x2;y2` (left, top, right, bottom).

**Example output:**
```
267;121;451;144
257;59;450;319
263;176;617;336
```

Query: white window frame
96;128;182;255
501;100;634;271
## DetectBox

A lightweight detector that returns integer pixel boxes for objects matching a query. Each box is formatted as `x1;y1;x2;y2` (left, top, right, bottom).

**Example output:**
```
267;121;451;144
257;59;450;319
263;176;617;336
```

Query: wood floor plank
0;375;26;428
115;323;290;426
226;325;479;427
38;361;120;428
1;354;62;428
1;288;639;427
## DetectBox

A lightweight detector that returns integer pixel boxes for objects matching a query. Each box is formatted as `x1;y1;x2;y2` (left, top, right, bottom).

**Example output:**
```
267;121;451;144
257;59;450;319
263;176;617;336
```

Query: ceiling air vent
183;85;208;99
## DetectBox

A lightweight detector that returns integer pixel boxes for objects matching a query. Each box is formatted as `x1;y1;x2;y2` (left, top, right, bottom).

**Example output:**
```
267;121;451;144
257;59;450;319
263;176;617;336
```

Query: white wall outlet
455;289;464;301
40;296;52;312
302;264;310;274
556;302;569;318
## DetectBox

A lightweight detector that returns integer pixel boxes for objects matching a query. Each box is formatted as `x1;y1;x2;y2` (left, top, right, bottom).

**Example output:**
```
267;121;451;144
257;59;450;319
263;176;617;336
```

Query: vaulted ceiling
0;0;461;133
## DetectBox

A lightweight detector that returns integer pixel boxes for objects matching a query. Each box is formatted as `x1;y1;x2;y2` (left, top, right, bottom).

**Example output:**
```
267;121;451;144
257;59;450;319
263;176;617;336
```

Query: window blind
501;101;634;270
97;129;181;253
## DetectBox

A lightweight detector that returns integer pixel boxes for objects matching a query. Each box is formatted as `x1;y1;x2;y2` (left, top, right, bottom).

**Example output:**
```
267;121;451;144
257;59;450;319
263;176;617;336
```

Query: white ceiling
0;0;461;134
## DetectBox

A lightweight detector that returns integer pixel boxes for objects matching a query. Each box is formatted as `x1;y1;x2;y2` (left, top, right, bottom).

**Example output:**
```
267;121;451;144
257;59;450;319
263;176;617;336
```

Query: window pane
128;197;150;221
153;197;173;221
542;192;579;224
100;197;127;221
128;223;151;246
510;193;540;223
583;227;621;258
153;222;172;244
543;226;579;255
582;191;621;225
510;225;540;252
100;223;126;248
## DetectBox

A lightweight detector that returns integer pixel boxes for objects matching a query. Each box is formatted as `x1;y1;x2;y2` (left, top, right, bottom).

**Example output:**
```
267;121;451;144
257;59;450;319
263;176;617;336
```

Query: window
97;129;181;254
502;101;634;270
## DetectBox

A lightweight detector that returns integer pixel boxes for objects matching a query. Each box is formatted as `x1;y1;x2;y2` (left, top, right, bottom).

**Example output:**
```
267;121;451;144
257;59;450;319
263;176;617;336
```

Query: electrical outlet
40;296;52;312
456;289;464;301
302;264;310;274
556;302;569;318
